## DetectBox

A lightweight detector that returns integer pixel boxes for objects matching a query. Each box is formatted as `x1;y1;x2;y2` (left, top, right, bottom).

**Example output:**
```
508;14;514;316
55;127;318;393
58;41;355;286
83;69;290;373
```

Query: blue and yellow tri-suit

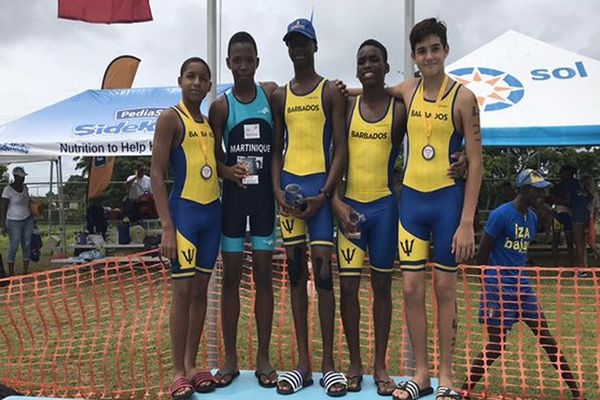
279;78;334;247
337;96;399;277
399;79;465;272
169;101;221;278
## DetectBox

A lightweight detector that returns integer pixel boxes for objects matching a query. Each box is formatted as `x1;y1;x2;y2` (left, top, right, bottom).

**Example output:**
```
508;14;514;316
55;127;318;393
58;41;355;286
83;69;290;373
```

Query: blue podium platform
6;371;440;399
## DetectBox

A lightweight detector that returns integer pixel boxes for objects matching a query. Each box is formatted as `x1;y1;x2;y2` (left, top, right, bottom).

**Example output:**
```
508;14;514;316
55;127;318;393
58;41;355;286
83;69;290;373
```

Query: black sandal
346;374;363;392
255;369;278;388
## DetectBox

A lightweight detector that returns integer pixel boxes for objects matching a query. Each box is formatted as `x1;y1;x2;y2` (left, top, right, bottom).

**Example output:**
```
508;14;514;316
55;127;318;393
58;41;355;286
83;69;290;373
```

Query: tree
73;156;153;207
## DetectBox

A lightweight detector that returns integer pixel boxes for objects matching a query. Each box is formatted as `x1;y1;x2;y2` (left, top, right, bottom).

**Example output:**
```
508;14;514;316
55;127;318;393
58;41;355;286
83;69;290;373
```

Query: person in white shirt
125;163;152;201
1;166;34;275
123;162;154;221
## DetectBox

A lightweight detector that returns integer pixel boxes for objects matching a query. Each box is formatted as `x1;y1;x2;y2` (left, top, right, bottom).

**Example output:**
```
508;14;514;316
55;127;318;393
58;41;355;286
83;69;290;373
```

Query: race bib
244;123;260;139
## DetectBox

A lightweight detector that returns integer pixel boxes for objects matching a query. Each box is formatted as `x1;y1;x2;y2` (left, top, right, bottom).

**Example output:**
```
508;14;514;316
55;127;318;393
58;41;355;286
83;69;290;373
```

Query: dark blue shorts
398;184;464;272
553;211;573;232
479;276;542;329
169;198;221;279
571;207;590;225
221;182;276;252
337;195;398;277
279;171;334;247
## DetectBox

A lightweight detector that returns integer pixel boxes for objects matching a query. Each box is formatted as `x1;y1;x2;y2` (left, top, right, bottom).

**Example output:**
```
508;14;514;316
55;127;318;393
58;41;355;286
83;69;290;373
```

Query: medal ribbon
422;74;449;145
179;101;210;166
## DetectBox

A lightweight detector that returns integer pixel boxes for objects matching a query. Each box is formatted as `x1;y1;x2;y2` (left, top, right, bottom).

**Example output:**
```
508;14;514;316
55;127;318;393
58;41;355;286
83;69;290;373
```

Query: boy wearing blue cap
271;18;349;396
461;169;584;400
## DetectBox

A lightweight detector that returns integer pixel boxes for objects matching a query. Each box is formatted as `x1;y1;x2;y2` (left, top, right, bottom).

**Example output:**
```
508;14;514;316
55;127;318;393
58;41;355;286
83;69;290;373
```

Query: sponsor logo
399;238;415;257
0;143;30;154
73;107;166;136
449;67;524;112
531;61;588;81
73;120;156;136
93;156;108;167
115;107;165;120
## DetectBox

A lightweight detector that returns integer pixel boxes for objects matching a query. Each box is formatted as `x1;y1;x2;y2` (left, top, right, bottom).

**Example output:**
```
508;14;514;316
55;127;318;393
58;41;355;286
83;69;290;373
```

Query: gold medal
422;145;435;160
201;164;212;179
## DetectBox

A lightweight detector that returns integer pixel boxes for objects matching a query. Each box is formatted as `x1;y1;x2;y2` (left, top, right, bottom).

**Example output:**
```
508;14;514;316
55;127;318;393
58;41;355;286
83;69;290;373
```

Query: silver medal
201;164;212;179
422;145;435;160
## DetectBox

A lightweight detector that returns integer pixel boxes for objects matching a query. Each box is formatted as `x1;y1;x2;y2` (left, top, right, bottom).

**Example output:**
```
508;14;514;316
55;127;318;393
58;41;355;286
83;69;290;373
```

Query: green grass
0;258;597;399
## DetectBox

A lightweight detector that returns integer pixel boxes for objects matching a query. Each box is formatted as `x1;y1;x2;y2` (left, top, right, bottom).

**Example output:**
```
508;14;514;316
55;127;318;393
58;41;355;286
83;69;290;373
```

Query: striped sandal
169;376;194;400
320;370;348;397
190;370;216;393
435;386;462;400
276;369;314;395
393;380;434;400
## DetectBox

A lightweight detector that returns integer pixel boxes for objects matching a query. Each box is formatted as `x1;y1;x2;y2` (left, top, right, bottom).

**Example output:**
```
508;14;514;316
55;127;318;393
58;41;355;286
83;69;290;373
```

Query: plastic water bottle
284;184;304;207
347;210;366;240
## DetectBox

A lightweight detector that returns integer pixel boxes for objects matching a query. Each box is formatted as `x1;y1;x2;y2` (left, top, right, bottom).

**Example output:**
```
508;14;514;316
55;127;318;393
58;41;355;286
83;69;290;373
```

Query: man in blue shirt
462;169;584;400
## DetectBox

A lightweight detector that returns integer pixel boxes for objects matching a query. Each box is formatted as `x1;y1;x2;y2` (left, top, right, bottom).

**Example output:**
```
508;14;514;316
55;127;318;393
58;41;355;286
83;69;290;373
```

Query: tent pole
403;0;415;378
48;160;55;236
401;0;415;171
206;0;219;370
57;156;67;255
207;0;218;103
404;0;415;81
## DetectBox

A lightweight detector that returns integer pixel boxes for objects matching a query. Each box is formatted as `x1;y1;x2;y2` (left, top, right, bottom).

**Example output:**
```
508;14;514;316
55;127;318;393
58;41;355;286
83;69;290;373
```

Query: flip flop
255;369;278;388
189;370;216;393
319;370;348;397
214;369;240;388
346;374;363;392
393;380;434;400
375;378;396;396
169;376;194;400
276;369;314;395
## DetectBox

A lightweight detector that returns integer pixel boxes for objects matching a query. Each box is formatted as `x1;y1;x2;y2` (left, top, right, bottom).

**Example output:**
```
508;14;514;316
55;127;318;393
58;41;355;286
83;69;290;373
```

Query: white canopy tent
0;85;230;254
447;30;600;146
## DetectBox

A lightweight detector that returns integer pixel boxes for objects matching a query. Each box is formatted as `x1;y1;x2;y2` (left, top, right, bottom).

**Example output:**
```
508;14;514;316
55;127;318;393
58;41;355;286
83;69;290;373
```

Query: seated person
123;163;155;220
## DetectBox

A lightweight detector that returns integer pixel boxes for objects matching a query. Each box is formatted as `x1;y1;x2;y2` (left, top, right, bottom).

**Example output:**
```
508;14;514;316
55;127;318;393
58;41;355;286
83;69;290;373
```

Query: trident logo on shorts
182;248;195;265
400;238;415;257
281;219;295;234
340;247;356;264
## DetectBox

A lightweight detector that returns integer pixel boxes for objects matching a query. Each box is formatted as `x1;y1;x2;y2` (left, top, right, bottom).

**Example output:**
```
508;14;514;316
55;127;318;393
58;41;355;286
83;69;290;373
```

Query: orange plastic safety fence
0;249;597;399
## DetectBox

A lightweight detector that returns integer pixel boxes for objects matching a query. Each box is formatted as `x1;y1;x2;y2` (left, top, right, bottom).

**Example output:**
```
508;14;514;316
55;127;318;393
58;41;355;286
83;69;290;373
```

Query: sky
0;0;599;188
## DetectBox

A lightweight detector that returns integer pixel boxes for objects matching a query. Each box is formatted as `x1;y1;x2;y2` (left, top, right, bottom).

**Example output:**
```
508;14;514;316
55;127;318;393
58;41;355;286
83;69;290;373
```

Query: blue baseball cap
516;169;552;189
283;18;317;43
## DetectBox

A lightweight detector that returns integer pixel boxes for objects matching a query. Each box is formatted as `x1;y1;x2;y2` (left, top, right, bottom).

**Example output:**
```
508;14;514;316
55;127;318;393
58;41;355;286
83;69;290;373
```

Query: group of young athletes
150;16;586;400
